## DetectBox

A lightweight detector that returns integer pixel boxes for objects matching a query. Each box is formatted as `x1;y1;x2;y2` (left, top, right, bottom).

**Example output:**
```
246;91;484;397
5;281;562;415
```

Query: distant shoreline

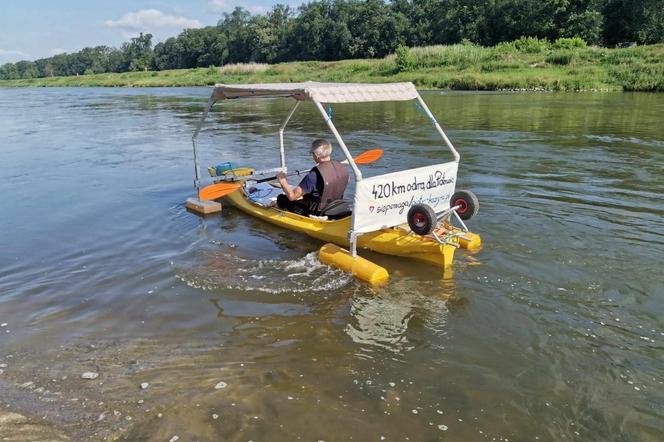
2;44;662;92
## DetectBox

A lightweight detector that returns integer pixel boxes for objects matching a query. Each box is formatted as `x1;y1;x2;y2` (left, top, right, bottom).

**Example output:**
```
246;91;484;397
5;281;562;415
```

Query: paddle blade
199;182;241;200
354;149;383;165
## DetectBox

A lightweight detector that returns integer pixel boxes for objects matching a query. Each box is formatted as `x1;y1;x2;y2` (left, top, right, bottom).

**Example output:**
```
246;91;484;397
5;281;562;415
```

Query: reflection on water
346;279;456;357
347;295;418;354
0;88;663;440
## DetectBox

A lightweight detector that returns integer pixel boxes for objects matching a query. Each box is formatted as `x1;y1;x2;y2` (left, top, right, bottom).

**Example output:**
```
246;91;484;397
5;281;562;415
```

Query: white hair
310;139;332;159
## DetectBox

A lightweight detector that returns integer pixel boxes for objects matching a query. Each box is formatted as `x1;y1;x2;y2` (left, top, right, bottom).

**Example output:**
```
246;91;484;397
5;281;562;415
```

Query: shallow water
0;88;662;441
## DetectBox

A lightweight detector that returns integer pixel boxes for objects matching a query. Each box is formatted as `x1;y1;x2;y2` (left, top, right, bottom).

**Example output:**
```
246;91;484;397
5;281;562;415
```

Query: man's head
310;139;332;162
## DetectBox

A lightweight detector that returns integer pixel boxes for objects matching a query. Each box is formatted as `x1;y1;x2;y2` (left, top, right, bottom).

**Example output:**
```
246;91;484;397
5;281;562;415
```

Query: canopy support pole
278;101;300;170
313;101;362;181
313;100;363;256
415;94;460;162
191;96;216;198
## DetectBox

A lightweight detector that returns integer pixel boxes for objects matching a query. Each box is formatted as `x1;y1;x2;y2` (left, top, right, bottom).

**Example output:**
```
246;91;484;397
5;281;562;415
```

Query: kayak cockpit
243;182;352;221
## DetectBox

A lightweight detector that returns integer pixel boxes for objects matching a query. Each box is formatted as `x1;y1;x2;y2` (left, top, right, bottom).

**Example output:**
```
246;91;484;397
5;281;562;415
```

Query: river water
0;88;662;441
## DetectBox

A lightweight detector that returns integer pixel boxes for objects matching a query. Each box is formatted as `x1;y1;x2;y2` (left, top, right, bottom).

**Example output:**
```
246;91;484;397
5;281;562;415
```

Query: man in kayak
276;139;349;216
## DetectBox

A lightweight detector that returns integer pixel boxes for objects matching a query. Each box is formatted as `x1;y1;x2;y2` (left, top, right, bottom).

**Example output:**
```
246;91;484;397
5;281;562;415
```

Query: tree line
2;0;663;80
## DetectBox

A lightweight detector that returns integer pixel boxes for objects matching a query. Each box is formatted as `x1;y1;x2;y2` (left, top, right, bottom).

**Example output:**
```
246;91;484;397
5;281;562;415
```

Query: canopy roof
211;82;419;103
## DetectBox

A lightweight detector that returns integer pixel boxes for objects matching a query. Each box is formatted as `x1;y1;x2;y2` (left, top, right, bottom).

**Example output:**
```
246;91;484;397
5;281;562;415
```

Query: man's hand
277;171;288;190
277;173;304;201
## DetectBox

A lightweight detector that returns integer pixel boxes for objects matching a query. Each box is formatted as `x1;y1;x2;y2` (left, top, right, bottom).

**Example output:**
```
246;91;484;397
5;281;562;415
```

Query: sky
0;0;301;64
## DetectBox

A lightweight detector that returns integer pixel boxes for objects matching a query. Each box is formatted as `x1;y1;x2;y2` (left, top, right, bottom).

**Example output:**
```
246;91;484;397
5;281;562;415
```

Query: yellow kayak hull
224;190;480;269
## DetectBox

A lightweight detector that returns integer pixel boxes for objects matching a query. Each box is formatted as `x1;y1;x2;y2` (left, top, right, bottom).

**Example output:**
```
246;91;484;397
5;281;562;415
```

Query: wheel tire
407;204;437;235
451;190;479;220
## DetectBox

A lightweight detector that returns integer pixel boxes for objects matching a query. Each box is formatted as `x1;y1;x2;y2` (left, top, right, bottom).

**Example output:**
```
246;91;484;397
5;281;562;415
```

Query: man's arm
278;172;304;201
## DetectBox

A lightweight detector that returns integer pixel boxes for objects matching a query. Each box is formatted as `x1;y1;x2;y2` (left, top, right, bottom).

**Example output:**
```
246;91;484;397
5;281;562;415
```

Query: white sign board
352;161;458;234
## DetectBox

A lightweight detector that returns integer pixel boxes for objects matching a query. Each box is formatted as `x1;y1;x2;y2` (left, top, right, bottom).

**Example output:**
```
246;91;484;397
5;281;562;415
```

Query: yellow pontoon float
188;82;481;285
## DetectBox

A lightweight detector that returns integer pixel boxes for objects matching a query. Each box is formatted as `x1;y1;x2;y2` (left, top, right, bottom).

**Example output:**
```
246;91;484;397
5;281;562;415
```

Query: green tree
169;28;228;68
286;0;354;61
2;0;663;80
602;0;664;45
563;10;603;45
49;53;70;76
637;0;664;43
391;0;436;47
14;61;38;78
153;38;181;70
0;63;19;80
346;0;408;57
34;58;51;77
247;5;293;63
218;7;253;63
121;32;154;71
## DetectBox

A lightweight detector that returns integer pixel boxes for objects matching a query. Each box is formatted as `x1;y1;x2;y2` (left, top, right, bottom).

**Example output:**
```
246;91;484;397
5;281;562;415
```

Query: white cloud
50;48;67;55
0;49;26;56
0;49;28;63
208;0;228;12
247;5;268;14
104;9;202;32
209;1;266;14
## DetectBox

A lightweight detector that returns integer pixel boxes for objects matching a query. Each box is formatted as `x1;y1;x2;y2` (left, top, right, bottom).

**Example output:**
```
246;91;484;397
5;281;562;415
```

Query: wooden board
186;197;222;215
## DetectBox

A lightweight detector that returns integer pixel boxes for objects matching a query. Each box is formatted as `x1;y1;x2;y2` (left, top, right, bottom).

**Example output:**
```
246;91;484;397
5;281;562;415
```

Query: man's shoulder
297;169;320;193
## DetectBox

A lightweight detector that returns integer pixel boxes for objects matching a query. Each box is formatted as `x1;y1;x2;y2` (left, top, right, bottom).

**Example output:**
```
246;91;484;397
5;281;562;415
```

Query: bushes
394;38;589;71
395;45;415;72
513;37;550;53
609;64;664;91
4;41;663;92
495;37;552;54
543;37;588;65
404;44;496;69
217;62;270;74
553;37;588;49
546;50;577;65
497;36;588;54
398;44;497;72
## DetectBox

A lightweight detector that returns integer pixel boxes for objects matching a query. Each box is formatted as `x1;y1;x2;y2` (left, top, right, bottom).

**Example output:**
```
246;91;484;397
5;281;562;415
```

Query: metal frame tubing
313;101;363;181
191;96;216;198
278;101;300;170
415;95;460;162
313;100;364;256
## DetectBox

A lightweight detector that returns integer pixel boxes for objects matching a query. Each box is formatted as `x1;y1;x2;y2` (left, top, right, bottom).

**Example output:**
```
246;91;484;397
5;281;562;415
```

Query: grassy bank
2;43;663;91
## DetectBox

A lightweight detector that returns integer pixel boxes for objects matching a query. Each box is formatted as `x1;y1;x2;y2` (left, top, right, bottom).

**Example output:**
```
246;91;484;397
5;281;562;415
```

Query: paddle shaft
200;149;382;201
251;156;360;183
254;168;309;184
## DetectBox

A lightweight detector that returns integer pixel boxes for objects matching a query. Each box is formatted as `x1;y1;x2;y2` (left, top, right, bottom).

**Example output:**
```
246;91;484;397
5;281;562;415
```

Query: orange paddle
351;149;383;165
199;148;384;201
199;182;244;200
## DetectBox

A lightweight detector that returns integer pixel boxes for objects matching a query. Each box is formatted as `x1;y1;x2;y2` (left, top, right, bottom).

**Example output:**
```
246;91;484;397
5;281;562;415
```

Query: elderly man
277;139;349;216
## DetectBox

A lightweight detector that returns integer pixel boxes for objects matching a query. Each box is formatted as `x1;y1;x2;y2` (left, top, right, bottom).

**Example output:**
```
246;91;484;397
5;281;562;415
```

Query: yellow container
222;167;255;177
458;231;482;250
319;243;389;286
